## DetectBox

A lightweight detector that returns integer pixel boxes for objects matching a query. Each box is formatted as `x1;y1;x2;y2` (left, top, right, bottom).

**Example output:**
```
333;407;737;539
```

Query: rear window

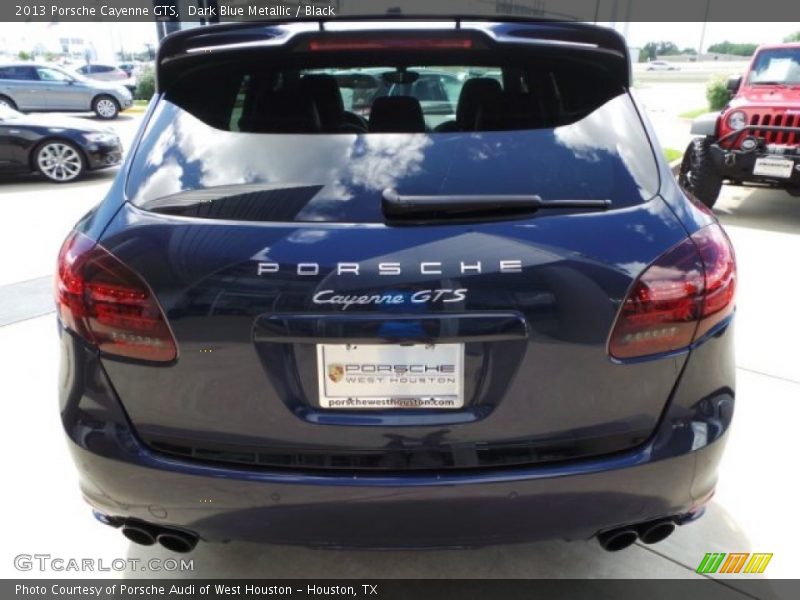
128;46;659;221
0;66;37;80
167;61;623;135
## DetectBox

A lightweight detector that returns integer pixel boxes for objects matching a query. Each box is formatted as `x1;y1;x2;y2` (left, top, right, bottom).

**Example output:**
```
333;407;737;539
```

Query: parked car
329;68;496;129
56;19;736;553
75;63;128;82
646;60;679;71
0;63;132;119
75;63;137;94
386;69;465;128
680;42;800;206
117;62;138;77
0;104;121;182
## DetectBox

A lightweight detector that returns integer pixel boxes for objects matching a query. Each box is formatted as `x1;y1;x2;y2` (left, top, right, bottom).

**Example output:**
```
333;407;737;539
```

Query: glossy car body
58;19;736;550
0;63;132;118
0;105;122;181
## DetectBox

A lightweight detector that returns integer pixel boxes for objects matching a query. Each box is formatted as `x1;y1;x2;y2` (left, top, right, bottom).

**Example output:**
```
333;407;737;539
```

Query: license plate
317;343;464;409
753;156;795;178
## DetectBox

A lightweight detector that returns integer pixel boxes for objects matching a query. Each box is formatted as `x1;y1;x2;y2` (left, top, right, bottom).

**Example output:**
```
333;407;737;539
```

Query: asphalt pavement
0;100;798;586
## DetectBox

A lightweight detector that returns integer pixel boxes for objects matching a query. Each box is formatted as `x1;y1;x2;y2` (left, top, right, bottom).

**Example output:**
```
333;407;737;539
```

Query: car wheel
93;95;120;119
35;140;86;183
679;137;723;208
0;95;17;110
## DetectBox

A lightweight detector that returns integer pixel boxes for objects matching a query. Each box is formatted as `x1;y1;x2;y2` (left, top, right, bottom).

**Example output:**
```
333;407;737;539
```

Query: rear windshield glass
166;61;624;134
128;54;659;221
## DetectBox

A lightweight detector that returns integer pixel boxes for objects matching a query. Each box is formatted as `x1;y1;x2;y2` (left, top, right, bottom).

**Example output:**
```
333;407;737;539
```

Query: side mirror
726;75;742;95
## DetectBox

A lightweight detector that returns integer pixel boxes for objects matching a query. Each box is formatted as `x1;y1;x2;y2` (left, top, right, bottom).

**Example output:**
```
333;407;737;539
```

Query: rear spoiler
157;17;631;91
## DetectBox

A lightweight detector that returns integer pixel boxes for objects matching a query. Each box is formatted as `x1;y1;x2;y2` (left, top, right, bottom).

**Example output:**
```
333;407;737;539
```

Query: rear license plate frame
316;343;464;410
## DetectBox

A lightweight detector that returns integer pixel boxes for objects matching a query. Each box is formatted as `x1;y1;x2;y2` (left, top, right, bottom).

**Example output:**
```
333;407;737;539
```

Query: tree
707;41;758;57
707;76;732;111
135;65;155;101
639;41;681;62
660;42;680;56
784;32;800;43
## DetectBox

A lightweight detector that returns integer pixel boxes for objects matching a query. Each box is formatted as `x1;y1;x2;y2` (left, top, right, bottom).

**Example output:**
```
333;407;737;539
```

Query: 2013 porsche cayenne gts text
56;19;737;553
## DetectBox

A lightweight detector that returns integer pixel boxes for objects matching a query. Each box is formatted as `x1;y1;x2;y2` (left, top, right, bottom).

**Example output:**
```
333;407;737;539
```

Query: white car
646;60;680;71
75;63;137;94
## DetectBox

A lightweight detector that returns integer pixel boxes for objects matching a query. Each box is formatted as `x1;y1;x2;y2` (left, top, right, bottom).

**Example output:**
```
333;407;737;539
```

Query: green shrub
706;77;731;111
135;65;155;101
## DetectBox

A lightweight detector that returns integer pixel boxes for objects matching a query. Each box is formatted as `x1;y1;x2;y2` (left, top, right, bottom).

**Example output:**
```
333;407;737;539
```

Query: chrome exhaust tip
637;519;676;545
156;530;198;554
121;521;158;546
597;527;638;551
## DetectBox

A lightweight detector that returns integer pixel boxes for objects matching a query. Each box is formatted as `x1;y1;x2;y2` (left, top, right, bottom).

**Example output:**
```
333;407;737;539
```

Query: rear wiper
382;188;611;219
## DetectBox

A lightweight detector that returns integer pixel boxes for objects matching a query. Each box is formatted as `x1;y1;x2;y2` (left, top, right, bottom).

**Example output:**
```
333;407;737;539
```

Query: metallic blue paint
60;319;733;545
57;20;735;547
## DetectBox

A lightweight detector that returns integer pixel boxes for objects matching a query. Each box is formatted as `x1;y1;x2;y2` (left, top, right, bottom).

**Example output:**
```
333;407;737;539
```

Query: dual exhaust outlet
98;512;679;553
94;513;198;553
597;518;677;552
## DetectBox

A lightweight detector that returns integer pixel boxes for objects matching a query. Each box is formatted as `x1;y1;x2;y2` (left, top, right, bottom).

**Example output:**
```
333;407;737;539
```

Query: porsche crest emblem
328;364;344;383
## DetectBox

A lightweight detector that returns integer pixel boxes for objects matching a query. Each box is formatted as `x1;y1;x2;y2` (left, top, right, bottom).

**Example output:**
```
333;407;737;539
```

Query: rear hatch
97;21;690;471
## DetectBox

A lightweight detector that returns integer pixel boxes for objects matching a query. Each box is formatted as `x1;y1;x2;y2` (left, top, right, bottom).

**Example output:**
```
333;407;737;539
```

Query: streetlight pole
698;0;711;56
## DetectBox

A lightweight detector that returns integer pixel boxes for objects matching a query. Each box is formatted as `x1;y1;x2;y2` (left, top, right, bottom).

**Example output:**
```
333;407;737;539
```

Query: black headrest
369;96;426;133
456;78;502;129
298;74;345;128
475;93;543;131
247;90;321;133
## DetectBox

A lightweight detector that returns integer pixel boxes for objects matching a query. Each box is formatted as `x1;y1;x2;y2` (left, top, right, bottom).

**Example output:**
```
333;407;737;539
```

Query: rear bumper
69;432;725;547
59;320;735;547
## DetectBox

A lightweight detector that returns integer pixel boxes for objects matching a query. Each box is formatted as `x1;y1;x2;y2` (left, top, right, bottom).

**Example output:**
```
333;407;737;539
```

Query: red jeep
680;42;800;207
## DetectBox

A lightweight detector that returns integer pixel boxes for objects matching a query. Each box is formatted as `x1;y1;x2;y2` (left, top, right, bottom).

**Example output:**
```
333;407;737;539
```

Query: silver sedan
0;63;133;120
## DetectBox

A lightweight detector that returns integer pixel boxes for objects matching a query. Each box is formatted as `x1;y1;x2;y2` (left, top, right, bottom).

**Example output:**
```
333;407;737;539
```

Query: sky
617;22;800;51
0;20;797;62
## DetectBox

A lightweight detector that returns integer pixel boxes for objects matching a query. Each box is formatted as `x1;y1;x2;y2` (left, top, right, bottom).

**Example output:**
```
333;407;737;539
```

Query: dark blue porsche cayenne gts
56;19;736;553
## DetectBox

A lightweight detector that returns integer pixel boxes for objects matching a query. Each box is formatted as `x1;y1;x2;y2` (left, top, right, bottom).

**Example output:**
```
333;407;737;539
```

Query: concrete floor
0;107;798;587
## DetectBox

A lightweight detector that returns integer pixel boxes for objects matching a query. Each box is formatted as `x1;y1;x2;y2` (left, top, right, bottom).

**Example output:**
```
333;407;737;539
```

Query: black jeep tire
679;137;723;208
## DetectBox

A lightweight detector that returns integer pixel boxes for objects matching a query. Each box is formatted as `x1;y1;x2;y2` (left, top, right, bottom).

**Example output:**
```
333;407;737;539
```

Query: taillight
308;37;473;51
609;224;736;359
693;225;737;338
55;231;177;362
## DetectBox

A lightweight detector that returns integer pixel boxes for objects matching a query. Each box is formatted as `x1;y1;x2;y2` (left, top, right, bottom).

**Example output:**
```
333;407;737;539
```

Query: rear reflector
308;38;473;51
609;224;735;359
55;231;177;362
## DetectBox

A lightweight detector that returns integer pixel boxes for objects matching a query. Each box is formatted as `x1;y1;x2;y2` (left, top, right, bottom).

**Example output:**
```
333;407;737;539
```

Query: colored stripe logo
697;553;772;574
